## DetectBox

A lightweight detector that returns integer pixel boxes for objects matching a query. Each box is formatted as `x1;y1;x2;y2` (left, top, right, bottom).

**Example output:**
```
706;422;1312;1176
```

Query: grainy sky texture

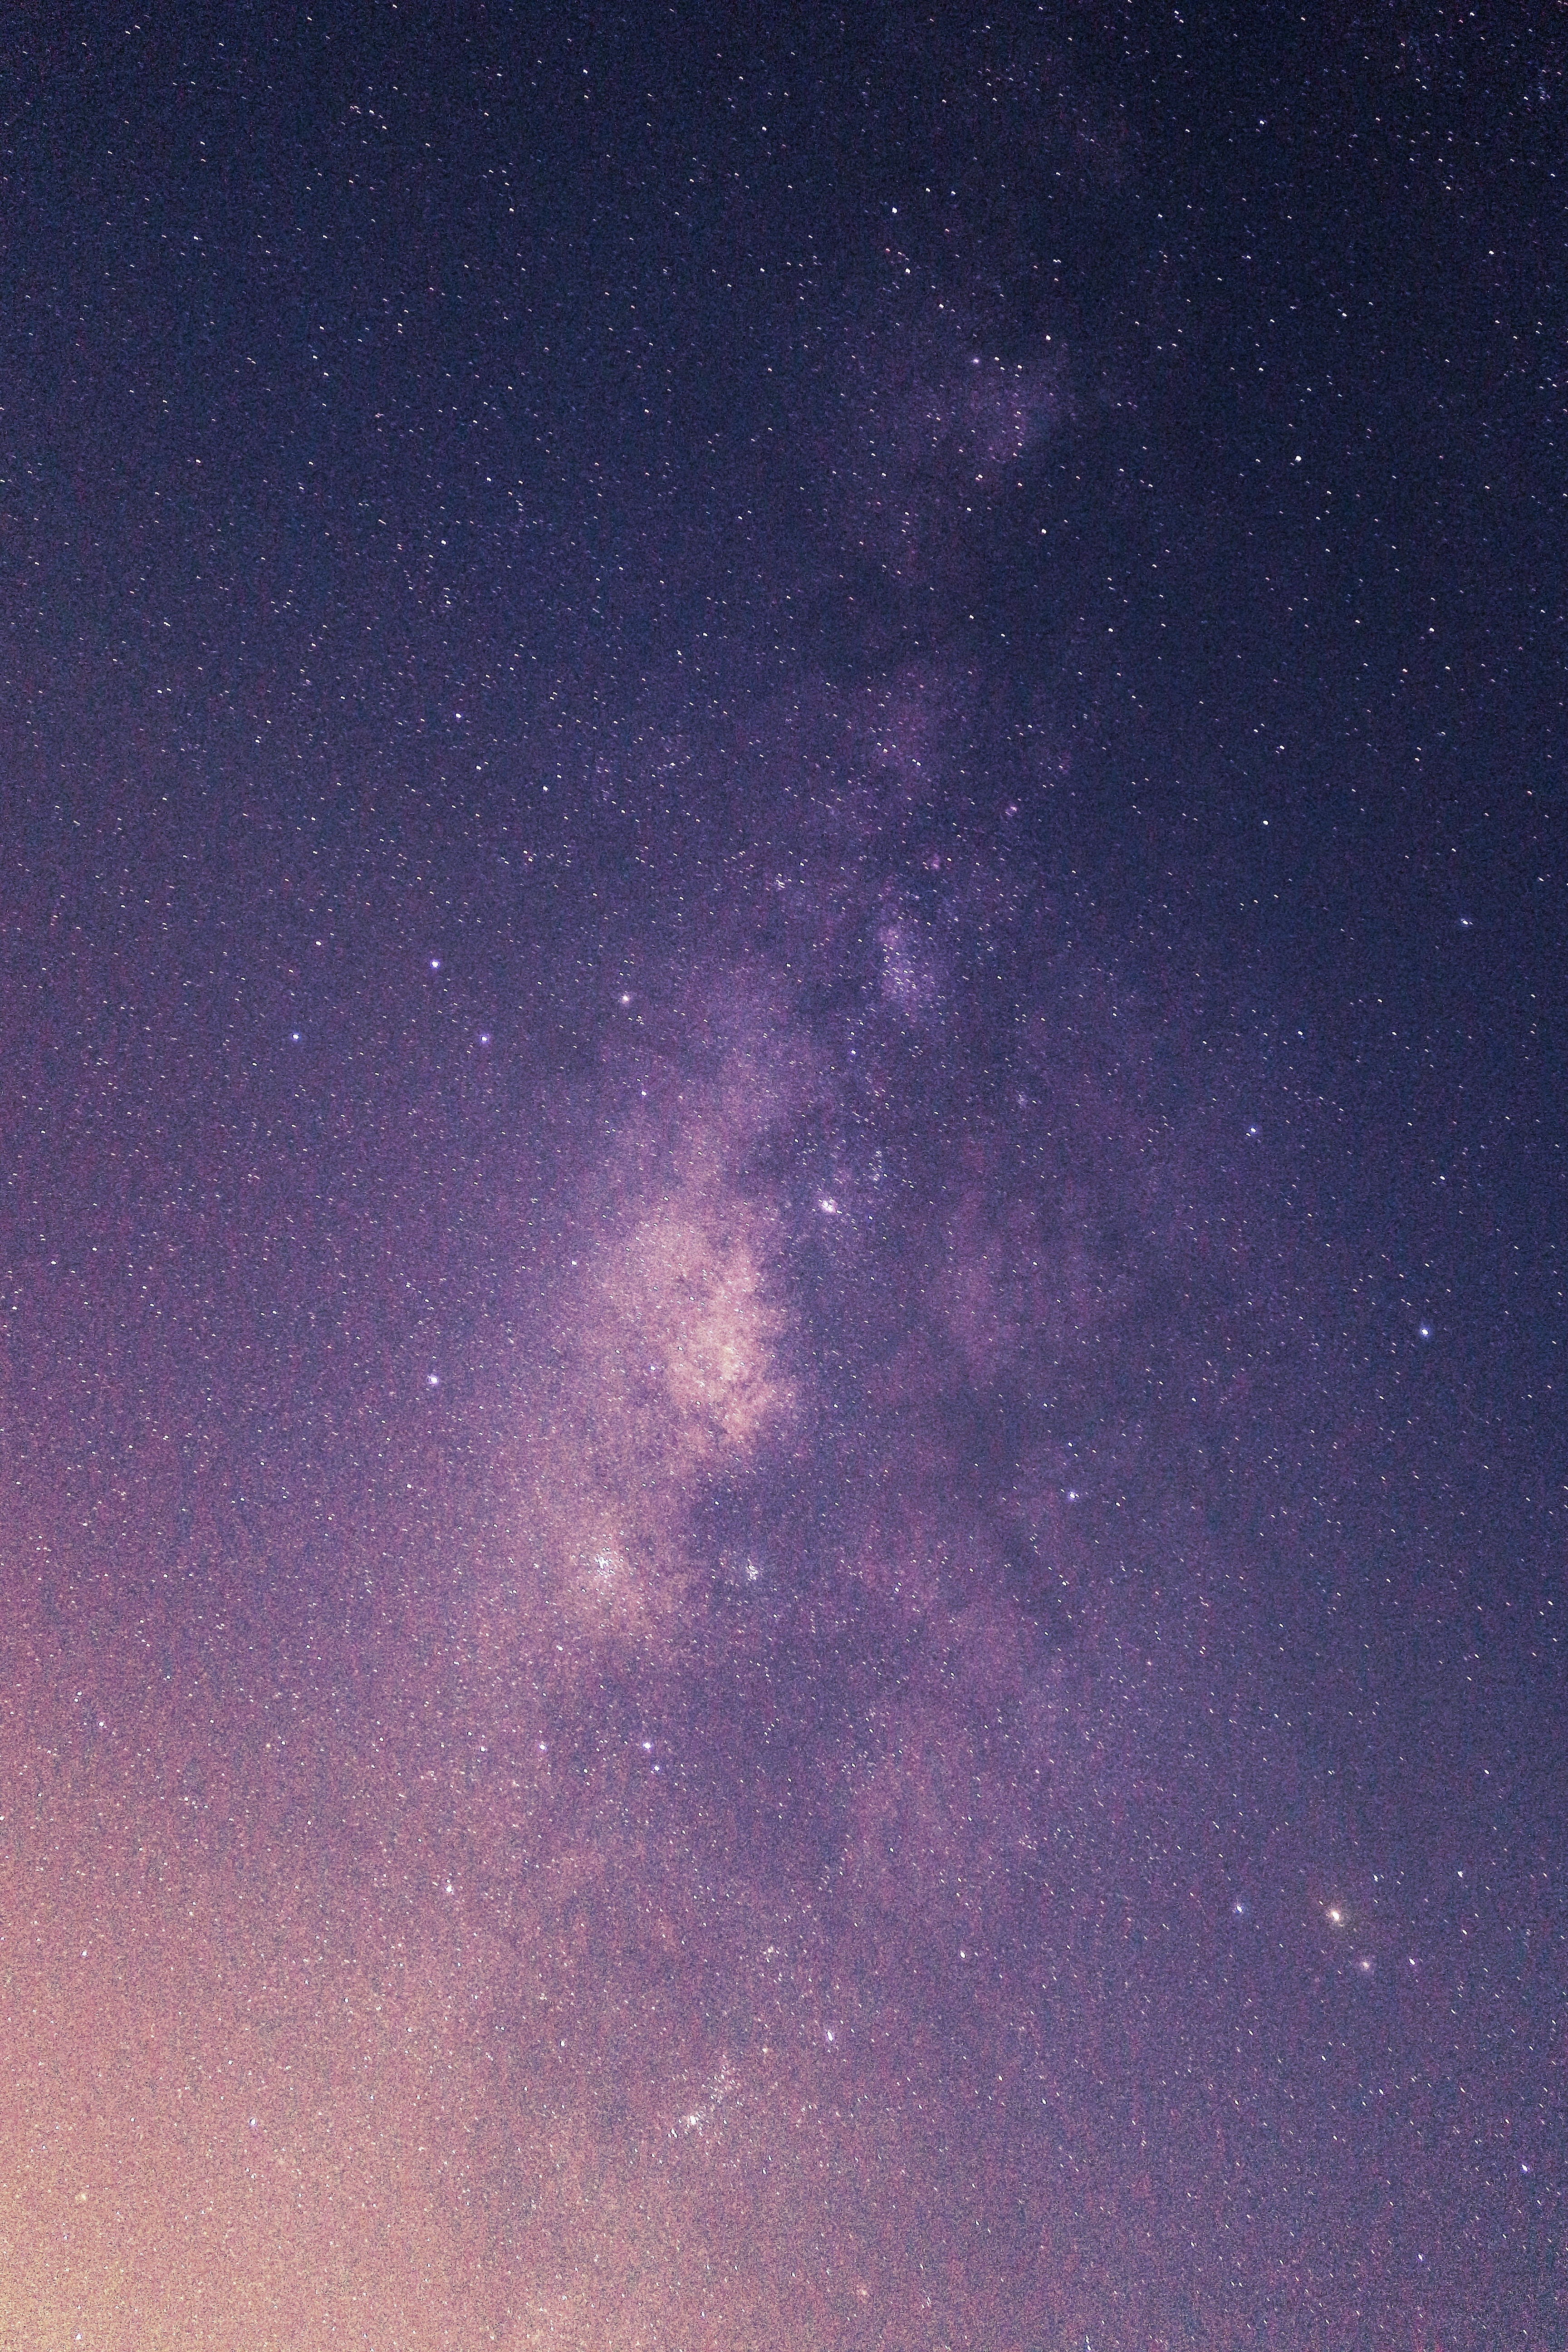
0;5;1563;2347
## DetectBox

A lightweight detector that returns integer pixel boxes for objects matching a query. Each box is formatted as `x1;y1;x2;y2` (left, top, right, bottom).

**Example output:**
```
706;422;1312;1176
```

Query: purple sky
0;6;1561;2345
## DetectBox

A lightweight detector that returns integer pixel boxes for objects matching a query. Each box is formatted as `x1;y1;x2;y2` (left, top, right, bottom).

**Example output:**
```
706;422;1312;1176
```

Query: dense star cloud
0;5;1563;2347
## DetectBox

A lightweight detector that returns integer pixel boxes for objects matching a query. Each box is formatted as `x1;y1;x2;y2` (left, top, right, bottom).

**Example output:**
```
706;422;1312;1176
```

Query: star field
0;6;1563;2348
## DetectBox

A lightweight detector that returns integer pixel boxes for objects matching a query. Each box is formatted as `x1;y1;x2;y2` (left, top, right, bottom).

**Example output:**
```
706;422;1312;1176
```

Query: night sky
1;5;1563;2347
